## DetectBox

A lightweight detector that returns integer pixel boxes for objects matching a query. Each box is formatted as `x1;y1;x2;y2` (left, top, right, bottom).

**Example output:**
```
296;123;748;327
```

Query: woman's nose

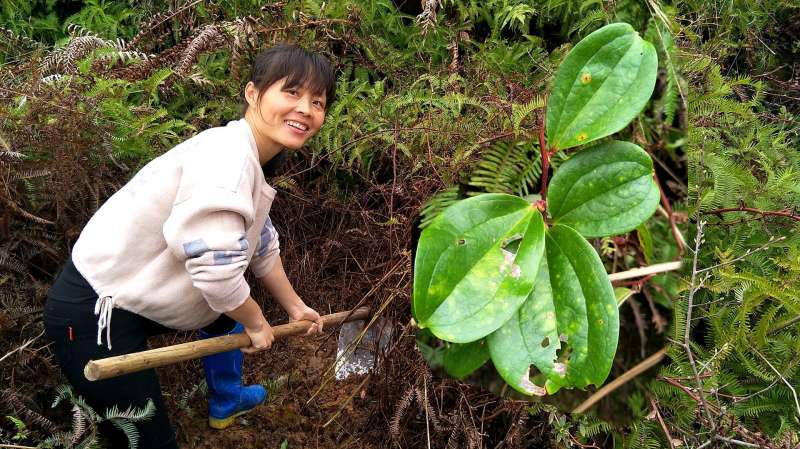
295;96;312;115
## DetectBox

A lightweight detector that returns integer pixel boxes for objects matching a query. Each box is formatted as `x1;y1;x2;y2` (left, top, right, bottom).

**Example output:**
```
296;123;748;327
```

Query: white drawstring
94;296;114;350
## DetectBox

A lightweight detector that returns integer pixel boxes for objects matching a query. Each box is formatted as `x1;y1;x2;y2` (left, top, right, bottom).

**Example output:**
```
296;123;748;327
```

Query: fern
467;140;541;196
44;385;155;449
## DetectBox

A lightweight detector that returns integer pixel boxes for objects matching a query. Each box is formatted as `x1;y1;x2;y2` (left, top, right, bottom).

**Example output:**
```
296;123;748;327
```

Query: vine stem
538;107;551;203
652;169;687;256
703;206;800;222
649;396;678;449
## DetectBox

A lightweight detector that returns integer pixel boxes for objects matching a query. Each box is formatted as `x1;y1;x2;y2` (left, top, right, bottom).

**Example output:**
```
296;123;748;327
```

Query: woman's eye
313;100;324;108
286;89;298;96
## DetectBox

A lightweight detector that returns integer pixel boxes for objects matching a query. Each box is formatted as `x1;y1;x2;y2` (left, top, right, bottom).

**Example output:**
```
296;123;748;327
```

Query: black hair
244;44;337;115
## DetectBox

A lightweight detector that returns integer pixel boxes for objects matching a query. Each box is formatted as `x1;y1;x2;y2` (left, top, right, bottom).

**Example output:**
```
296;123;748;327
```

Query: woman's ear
244;81;258;109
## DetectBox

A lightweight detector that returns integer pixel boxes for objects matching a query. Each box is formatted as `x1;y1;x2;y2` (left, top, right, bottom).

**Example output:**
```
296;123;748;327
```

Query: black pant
43;259;236;449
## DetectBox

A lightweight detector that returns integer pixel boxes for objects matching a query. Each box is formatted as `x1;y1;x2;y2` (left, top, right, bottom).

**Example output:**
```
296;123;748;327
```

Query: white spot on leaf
520;366;547;396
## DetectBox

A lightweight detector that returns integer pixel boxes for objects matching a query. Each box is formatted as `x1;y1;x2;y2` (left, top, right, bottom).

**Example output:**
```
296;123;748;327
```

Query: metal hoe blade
335;317;392;380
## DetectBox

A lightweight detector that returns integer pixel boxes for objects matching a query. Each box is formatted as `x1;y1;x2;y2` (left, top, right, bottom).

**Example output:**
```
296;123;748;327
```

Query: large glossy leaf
487;256;559;396
443;340;491;379
547;141;660;238
545;23;658;150
413;193;545;343
488;224;619;394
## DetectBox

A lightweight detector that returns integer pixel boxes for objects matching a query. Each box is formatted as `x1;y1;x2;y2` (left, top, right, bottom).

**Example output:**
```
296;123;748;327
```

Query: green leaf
547;141;660;237
416;329;445;370
545;22;658;150
615;287;634;306
413;194;545;343
488;224;619;395
636;223;653;265
487;256;559;396
545;224;618;390
443;340;491;379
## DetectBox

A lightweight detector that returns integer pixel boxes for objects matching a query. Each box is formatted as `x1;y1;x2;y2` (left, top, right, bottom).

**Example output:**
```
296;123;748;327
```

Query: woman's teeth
286;120;308;131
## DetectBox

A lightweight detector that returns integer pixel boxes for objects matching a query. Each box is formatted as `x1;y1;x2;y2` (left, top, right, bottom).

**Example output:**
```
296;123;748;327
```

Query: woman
43;44;336;448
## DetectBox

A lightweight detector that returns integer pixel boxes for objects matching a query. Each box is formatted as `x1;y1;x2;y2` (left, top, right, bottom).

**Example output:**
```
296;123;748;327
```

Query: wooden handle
84;307;370;381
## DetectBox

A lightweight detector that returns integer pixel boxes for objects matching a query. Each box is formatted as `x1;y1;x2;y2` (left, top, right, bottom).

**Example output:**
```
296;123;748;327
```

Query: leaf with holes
547;141;660;238
487;224;618;395
413;193;545;343
545;22;658;150
443;340;491;379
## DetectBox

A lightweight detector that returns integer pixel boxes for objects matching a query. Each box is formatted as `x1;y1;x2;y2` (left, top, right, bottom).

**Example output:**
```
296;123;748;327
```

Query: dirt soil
167;336;378;448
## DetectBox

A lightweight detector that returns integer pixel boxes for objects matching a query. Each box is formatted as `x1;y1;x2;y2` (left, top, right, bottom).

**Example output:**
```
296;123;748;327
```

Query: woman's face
245;77;327;150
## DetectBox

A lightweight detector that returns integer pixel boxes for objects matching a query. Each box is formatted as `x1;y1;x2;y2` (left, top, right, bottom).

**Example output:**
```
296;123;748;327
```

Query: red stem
652;170;686;256
539;112;550;203
704;206;800;222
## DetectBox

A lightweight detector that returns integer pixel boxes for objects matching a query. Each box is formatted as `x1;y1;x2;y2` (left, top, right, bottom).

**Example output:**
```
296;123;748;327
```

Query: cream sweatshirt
72;119;280;343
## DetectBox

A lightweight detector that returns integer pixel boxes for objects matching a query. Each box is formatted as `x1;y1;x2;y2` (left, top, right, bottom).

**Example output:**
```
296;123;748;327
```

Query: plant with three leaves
413;22;659;396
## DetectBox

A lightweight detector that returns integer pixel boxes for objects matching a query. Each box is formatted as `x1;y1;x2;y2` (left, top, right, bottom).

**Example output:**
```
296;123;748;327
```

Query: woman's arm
258;256;323;335
224;297;274;354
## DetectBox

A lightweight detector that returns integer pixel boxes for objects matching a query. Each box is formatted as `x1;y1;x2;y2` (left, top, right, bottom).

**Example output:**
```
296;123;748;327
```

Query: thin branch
424;376;431;449
0;330;44;364
768;315;800;335
696;235;785;274
713;436;761;448
476;131;514;147
649;397;677;449
704;206;800;222
683;218;716;426
653;169;686;256
572;348;667;413
608;261;682;282
751;346;800;417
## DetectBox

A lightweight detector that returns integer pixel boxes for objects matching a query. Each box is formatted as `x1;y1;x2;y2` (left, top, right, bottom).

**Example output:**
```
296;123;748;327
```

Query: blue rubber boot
199;323;267;429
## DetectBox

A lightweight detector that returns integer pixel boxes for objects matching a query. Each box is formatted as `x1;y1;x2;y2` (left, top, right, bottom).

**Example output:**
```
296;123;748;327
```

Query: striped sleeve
249;216;280;278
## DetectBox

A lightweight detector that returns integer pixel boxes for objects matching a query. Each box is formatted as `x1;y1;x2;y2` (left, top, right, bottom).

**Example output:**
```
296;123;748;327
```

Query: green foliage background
1;0;799;447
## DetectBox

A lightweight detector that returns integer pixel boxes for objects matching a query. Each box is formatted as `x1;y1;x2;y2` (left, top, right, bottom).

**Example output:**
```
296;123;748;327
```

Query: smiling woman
243;45;336;165
42;44;337;447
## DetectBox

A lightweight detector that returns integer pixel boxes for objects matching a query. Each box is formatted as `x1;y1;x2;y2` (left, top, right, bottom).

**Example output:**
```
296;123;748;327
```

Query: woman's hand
242;321;275;354
288;302;324;336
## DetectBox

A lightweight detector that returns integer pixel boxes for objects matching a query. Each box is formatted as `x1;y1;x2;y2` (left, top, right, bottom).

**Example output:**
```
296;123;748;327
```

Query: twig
649;396;677;449
612;273;656;288
696;235;785;274
683;218;716;426
572;347;667;413
658;376;700;403
0;444;38;449
321;374;372;427
424;375;431;449
607;261;682;282
0;330;44;364
704;206;800;222
653;170;686;256
628;296;648;358
751;346;800;417
476;131;514;147
768;314;800;335
713;436;761;448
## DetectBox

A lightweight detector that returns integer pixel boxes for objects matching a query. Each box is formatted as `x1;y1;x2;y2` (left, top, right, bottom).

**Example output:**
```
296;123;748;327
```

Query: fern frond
468;140;541;196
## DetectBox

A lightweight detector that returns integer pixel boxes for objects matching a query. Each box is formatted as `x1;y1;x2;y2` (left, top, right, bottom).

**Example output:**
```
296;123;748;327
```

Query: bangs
250;45;337;105
281;55;336;101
